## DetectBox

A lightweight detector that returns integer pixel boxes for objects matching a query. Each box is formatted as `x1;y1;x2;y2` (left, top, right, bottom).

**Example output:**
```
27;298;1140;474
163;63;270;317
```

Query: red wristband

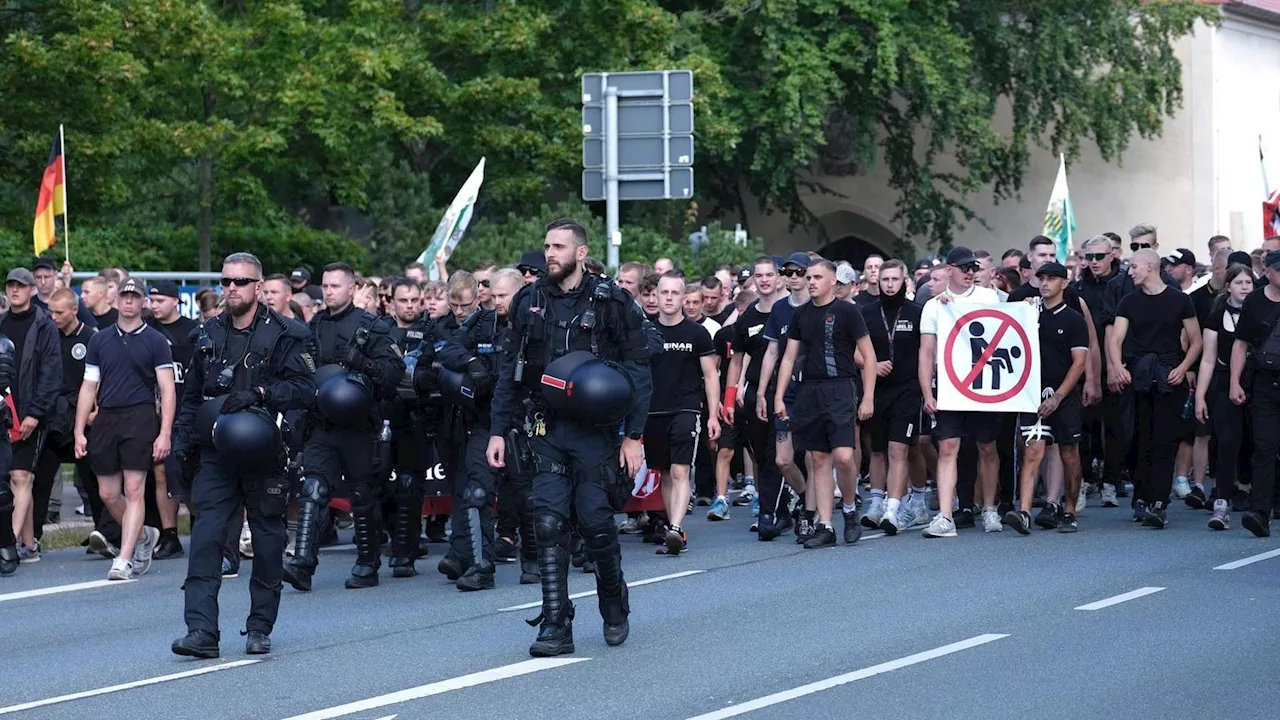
723;386;737;408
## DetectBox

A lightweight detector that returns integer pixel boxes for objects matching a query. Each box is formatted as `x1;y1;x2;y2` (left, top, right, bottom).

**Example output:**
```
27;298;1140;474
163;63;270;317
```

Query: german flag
32;128;66;257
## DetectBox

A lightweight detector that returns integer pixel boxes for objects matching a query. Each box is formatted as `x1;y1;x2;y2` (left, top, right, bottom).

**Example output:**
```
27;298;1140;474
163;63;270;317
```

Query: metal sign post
583;69;694;270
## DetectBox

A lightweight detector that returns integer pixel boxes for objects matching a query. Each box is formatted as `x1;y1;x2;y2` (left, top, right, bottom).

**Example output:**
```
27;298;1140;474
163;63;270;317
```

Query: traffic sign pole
605;85;620;271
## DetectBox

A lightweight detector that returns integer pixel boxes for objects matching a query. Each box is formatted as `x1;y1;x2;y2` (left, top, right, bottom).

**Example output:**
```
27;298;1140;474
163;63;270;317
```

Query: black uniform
0;332;16;574
490;272;653;656
384;317;432;578
172;305;315;651
285;303;404;591
433;308;504;590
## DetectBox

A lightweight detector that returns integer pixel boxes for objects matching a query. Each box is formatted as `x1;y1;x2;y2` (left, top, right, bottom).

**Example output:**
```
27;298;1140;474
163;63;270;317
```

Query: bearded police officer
487;218;653;657
284;262;404;591
170;253;315;658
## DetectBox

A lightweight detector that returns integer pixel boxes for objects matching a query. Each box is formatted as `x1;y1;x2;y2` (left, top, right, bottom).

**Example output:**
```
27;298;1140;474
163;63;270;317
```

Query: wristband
723;386;738;408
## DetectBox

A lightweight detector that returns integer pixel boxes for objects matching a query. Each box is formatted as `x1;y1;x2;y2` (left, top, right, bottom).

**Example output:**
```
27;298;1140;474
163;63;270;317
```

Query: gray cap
5;268;35;286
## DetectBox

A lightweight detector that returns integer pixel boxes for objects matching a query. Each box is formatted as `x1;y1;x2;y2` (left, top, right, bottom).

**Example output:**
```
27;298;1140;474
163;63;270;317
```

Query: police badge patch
301;352;316;372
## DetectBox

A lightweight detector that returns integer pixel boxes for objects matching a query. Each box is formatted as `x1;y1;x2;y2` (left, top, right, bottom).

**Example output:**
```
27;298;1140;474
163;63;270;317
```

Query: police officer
430;272;503;591
487;218;653;657
0;329;16;575
384;277;432;578
170;253;315;658
284;262;404;591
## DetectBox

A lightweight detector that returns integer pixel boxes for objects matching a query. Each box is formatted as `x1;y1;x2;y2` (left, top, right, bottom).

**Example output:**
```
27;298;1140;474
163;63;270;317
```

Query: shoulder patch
300;352;316;373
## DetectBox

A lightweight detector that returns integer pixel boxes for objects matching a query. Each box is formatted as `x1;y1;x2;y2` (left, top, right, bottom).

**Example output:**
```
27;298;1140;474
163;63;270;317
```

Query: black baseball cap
1228;251;1253;268
32;258;56;271
150;280;180;299
783;252;810;269
517;250;546;273
118;277;146;296
738;268;752;283
290;268;311;284
946;246;978;266
1035;262;1069;280
1164;249;1196;267
304;285;323;302
1266;251;1280;270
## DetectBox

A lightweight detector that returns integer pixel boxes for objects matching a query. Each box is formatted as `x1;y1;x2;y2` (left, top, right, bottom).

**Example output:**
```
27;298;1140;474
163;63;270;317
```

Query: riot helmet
540;350;634;425
212;408;280;468
315;363;374;425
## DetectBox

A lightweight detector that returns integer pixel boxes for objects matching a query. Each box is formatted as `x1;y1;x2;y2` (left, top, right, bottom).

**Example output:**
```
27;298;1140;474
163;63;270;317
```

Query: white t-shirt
920;284;1002;336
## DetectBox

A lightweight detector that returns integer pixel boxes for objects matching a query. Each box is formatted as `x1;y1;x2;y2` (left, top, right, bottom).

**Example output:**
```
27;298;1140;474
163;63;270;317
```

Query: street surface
1;500;1278;720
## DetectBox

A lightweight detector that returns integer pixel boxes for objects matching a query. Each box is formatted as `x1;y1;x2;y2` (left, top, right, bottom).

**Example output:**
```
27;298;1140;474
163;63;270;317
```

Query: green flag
1042;153;1075;263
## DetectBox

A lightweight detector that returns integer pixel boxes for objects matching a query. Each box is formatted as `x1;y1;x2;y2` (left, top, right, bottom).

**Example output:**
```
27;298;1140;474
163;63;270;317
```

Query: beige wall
744;20;1257;260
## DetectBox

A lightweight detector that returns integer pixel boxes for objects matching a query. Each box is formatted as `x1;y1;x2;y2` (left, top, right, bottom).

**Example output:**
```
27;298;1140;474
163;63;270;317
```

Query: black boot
388;492;420;578
519;507;538;584
456;507;495;591
345;510;381;589
437;552;464;580
590;543;629;647
0;545;18;576
172;630;220;659
519;560;539;584
527;545;575;657
285;492;321;592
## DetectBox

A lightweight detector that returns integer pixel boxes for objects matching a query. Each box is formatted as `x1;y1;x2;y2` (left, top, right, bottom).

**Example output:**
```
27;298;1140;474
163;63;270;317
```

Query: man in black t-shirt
860;260;929;535
776;260;876;549
147;280;199;558
644;274;721;555
854;254;884;307
1005;263;1089;535
1229;250;1280;536
82;276;119;329
1108;250;1200;528
700;275;733;326
708;289;757;522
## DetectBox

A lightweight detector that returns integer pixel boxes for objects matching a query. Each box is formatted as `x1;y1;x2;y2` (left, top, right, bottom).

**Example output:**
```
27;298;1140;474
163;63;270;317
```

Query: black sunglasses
220;277;258;287
478;279;491;287
780;268;804;277
1130;242;1153;251
956;263;979;273
1084;253;1109;262
519;266;542;276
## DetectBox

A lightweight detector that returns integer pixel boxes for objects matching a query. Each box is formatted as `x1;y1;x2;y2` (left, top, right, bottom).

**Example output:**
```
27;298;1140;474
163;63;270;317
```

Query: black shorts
791;379;859;453
716;404;748;452
88;404;158;476
867;383;922;452
10;431;46;472
933;409;1002;444
644;412;701;471
774;382;796;436
1016;392;1083;446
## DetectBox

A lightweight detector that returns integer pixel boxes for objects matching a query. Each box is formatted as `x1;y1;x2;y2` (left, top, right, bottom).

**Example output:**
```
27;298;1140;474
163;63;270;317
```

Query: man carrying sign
1005;263;1089;535
918;247;1003;538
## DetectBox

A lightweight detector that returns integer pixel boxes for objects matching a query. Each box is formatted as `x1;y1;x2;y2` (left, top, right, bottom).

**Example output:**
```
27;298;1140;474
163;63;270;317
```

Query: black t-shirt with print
860;299;921;387
649;317;715;414
732;304;772;390
787;298;869;380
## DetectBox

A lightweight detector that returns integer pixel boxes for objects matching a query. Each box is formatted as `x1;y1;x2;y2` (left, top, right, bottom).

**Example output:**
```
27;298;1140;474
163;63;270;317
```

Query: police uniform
171;304;315;657
284;303;404;591
430;307;503;590
384;316;433;578
0;332;16;575
490;271;653;657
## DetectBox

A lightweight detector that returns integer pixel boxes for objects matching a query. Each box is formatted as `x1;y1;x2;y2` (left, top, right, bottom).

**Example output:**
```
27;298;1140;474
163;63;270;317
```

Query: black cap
290;268;311;283
1164;248;1196;267
150;280;180;299
912;258;934;272
118;277;146;296
783;252;810;269
946;246;978;266
517;250;546;273
32;257;56;271
738;268;752;283
771;255;786;268
1228;251;1253;268
1035;262;1069;280
1266;251;1280;270
304;285;323;302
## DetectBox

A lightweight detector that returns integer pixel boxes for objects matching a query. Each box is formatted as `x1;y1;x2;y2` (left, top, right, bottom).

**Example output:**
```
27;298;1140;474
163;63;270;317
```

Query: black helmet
315;363;373;426
437;367;475;407
212;409;280;468
193;394;228;446
412;361;443;403
540;350;634;425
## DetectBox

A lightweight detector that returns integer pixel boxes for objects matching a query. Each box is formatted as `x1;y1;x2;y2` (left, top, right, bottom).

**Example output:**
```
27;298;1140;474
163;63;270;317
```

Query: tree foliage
0;0;1218;273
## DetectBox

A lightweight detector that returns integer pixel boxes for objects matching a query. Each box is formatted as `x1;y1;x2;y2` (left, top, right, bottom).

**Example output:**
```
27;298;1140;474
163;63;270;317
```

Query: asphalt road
2;497;1278;720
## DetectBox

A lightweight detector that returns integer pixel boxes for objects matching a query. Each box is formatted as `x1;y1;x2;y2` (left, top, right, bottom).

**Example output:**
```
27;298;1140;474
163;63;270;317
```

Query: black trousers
741;391;783;516
1131;386;1187;505
529;421;619;532
1208;376;1250;501
183;449;286;638
1249;371;1280;516
0;441;12;548
304;424;378;567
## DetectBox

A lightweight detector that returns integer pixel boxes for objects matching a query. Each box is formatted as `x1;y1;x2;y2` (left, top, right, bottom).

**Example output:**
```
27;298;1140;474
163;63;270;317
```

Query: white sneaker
879;506;902;536
923;515;957;538
108;557;134;581
239;522;254;558
907;496;932;527
862;497;884;528
1077;486;1088;513
982;508;1002;533
133;526;160;576
1100;483;1119;507
1173;476;1192;500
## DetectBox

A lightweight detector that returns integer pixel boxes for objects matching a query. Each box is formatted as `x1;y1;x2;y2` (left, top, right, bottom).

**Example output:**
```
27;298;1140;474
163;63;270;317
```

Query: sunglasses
220;277;258;287
956;263;979;274
1129;242;1153;251
779;268;805;277
1084;253;1109;262
379;294;391;301
519;267;541;276
478;279;491;287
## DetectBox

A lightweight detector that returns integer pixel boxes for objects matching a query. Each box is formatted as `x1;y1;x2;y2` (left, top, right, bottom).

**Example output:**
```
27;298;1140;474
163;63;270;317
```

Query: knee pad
462;482;488;510
299;476;330;504
580;522;618;553
533;513;568;546
393;472;420;502
349;482;376;510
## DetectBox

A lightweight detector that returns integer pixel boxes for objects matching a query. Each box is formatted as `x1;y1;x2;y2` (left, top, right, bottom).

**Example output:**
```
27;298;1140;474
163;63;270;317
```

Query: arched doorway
817;236;890;269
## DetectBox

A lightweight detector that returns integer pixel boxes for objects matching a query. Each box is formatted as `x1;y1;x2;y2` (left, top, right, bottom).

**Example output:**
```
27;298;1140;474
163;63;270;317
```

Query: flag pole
59;124;69;264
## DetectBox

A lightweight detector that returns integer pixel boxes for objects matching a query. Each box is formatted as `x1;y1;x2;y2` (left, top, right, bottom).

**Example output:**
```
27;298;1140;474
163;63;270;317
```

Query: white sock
886;498;901;515
843;503;857;515
870;488;886;500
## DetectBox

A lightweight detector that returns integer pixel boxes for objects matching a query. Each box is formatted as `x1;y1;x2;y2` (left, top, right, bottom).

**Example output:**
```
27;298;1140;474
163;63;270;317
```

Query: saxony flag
1042;153;1075;263
32;128;66;257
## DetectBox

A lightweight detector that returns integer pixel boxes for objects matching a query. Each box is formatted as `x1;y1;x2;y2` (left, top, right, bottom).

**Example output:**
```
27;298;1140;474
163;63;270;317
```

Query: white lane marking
372;716;397;720
0;660;260;716
860;532;885;541
1214;548;1280;570
318;544;356;553
1074;587;1166;611
683;634;1008;720
0;578;136;603
281;658;589;720
496;570;706;612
